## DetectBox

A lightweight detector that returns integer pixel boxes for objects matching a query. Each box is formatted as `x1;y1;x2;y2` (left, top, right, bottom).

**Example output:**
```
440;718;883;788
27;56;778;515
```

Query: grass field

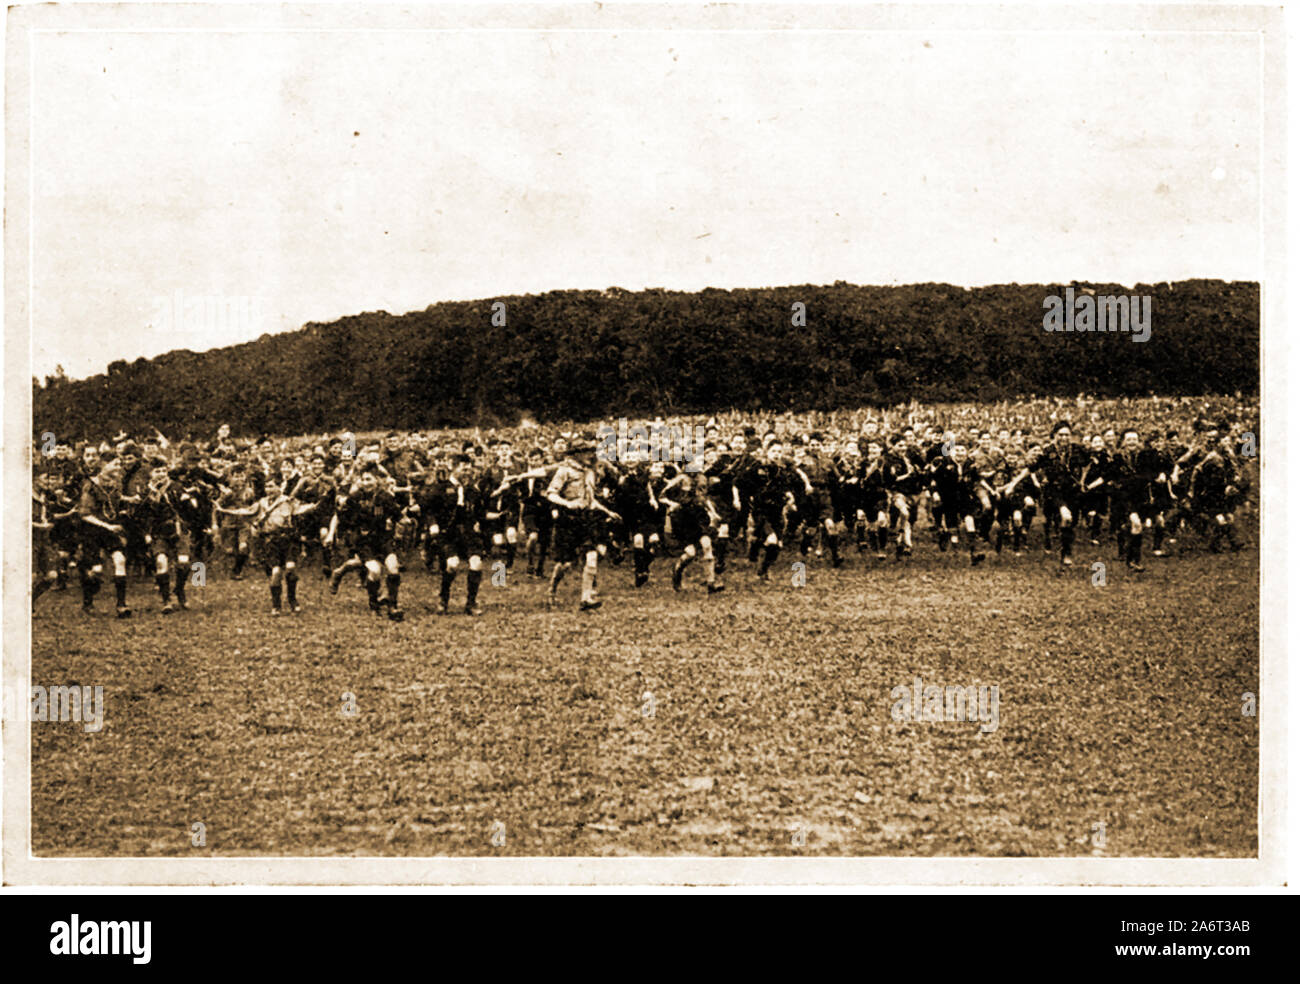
31;536;1258;858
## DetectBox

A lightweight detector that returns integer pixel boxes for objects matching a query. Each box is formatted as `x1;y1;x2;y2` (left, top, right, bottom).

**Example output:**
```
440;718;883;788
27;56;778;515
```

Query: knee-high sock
759;543;779;576
439;570;455;605
714;538;728;574
173;569;187;606
1126;531;1142;565
580;564;596;602
286;571;299;607
81;571;99;607
156;573;171;603
466;570;481;608
384;573;399;609
270;584;282;610
114;575;127;609
1060;525;1075;559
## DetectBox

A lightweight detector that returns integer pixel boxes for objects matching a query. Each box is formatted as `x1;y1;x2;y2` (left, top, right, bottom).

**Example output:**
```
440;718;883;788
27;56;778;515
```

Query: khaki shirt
546;460;594;509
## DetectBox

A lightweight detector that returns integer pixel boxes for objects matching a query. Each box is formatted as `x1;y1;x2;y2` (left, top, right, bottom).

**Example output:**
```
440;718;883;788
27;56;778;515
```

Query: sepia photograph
2;1;1287;887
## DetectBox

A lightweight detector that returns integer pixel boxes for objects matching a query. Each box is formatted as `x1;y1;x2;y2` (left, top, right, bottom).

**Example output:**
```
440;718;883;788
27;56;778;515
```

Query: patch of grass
32;540;1258;857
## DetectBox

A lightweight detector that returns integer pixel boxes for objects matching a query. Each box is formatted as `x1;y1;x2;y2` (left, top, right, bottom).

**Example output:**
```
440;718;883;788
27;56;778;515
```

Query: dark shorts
707;497;737;531
803;489;835;521
751;501;788;539
1193;490;1236;516
259;530;300;568
147;526;193;558
353;532;397;563
669;503;710;547
552;509;600;562
1045;487;1081;516
80;523;127;559
520;505;554;536
220;522;252;554
859;488;889;516
443;522;487;559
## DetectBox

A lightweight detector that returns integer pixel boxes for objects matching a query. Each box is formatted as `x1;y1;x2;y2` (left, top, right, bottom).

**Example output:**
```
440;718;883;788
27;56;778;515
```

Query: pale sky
30;24;1261;380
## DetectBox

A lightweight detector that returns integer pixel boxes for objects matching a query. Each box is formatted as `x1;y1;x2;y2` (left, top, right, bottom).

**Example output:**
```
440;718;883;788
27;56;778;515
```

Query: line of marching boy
32;400;1257;619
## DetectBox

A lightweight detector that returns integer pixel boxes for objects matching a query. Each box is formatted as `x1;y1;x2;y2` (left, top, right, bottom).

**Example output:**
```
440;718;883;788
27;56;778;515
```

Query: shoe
1152;549;1166;557
115;606;132;619
971;553;986;567
634;573;648;589
707;583;726;595
436;601;450;615
671;563;684;592
290;604;302;614
388;607;406;621
270;608;281;617
328;572;342;595
82;602;94;614
1127;562;1145;572
463;605;482;617
579;599;603;612
1061;556;1074;567
162;602;176;615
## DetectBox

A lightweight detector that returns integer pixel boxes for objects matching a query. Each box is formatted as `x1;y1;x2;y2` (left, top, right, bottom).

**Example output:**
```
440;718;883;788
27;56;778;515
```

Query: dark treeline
34;280;1258;440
